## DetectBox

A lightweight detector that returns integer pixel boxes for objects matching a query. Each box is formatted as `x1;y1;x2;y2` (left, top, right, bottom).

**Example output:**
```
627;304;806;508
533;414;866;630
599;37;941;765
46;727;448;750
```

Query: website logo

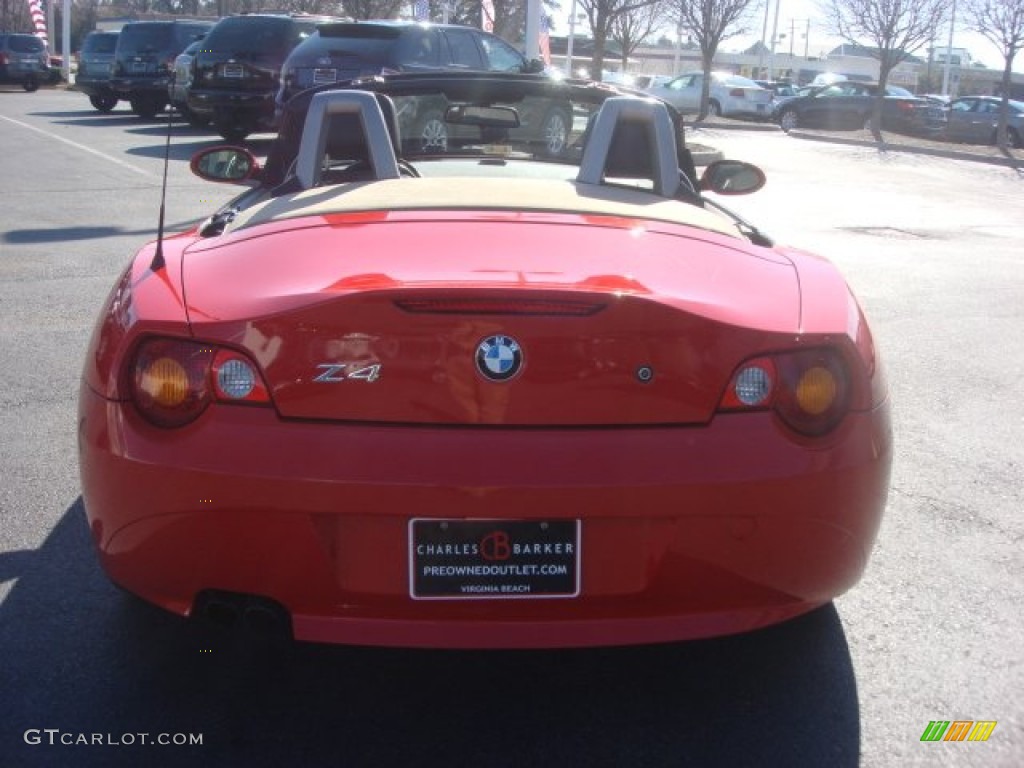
920;720;997;742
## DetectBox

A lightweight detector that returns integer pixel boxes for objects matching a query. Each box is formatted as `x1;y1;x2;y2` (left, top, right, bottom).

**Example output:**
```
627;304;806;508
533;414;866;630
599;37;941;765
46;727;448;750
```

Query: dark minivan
110;19;214;118
76;30;120;112
0;32;49;91
188;13;341;142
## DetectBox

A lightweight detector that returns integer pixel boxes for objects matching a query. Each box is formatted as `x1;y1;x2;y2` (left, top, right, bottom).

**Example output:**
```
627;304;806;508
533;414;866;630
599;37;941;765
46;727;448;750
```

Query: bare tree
578;0;662;79
964;0;1024;148
672;0;757;119
610;0;669;68
343;0;405;18
821;0;951;134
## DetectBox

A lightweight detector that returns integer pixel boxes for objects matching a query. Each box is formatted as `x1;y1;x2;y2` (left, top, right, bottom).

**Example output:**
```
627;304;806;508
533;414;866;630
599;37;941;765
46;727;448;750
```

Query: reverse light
131;338;270;428
733;361;774;406
211;351;270;402
719;348;853;436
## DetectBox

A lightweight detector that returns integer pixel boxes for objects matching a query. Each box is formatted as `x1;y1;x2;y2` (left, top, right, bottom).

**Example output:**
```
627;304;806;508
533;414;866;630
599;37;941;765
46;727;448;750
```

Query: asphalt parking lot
1;87;1022;767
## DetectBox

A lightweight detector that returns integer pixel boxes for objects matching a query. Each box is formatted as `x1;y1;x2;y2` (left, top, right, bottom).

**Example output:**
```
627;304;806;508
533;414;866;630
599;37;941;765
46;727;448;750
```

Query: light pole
566;0;578;76
941;0;957;96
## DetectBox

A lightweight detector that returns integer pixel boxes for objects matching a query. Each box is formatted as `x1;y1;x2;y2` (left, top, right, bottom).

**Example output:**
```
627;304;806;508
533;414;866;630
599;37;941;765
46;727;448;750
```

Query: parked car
631;73;671;90
754;80;797;99
188;13;342;142
110;19;214;118
776;81;946;135
0;32;49;91
75;30;120;112
644;71;773;119
276;21;545;106
945;96;1023;148
78;72;891;649
769;84;817;120
168;38;208;126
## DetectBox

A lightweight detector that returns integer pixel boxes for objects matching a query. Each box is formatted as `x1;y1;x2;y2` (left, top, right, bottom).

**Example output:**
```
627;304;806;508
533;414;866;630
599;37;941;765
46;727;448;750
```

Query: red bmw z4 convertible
78;73;892;648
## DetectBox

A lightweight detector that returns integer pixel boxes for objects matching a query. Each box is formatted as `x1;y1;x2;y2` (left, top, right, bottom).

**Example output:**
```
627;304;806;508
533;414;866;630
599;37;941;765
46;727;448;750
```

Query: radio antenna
150;97;176;272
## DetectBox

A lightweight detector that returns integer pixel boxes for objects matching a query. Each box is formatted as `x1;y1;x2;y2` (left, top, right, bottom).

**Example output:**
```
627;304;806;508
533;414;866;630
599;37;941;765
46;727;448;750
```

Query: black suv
0;32;49;91
76;30;119;112
188;13;341;142
110;19;214;118
278;21;542;105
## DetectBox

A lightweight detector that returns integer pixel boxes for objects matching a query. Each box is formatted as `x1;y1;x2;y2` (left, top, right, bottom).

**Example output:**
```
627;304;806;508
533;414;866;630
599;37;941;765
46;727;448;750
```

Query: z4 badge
313;363;381;383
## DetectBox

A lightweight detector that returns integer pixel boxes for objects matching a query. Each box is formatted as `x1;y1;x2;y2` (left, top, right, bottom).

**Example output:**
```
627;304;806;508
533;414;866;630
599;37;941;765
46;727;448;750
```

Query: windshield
263;74;698;191
117;24;173;52
83;33;118;54
203;17;293;54
9;35;45;53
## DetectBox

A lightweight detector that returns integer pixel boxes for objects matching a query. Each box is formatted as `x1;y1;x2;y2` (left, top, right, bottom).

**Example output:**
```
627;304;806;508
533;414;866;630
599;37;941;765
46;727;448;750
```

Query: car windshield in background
83;34;117;54
203;16;296;55
117;24;172;52
9;35;45;53
886;85;915;98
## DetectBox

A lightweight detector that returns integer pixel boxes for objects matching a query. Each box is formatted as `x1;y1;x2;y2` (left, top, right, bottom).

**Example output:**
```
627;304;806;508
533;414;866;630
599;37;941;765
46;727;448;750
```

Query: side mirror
523;58;546;75
190;146;262;183
699;160;766;196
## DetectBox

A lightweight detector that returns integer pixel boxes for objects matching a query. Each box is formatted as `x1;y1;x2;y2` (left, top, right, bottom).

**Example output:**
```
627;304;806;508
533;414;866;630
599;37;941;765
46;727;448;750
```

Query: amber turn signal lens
138;356;190;407
795;366;838;416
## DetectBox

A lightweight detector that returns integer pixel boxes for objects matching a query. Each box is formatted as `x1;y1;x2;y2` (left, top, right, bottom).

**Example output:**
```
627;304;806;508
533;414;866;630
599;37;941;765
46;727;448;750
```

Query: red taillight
0;53;8;66
730;88;746;98
719;348;852;436
130;338;270;428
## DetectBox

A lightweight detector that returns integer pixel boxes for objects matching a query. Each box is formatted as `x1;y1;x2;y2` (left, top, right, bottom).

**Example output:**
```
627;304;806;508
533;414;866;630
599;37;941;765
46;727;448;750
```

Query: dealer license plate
312;68;336;86
410;519;580;600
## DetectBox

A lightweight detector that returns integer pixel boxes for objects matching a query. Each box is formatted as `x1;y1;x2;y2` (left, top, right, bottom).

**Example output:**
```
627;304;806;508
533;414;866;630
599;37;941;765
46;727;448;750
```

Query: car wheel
539;105;571;155
89;94;118;113
130;97;164;119
1004;127;1022;149
413;109;447;153
708;100;722;117
22;76;39;93
214;111;253;143
862;114;874;131
779;108;798;132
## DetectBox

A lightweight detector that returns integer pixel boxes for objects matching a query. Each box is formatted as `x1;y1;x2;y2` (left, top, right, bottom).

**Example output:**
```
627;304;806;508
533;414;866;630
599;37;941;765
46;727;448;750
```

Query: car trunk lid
183;213;799;426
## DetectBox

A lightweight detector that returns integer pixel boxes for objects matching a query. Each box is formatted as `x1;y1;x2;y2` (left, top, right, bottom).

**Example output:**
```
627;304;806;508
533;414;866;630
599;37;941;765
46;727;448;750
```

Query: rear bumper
74;76;115;97
110;76;169;99
79;383;892;648
187;88;274;118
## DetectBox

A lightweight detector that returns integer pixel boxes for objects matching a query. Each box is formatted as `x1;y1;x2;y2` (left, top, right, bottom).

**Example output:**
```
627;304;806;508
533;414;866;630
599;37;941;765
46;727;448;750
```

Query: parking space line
0;114;156;178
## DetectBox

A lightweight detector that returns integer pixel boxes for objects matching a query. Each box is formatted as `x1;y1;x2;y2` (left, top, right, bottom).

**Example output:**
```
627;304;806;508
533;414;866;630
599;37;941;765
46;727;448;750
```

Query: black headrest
603;119;653;181
324;93;400;164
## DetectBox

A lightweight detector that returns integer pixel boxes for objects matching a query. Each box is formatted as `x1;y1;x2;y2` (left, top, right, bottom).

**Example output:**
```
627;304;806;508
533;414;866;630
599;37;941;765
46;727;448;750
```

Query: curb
678;116;1020;168
786;129;1022;168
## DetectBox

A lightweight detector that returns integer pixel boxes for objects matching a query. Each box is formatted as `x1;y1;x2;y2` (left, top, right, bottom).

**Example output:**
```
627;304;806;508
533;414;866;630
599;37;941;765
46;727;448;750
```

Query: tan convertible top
225;177;744;239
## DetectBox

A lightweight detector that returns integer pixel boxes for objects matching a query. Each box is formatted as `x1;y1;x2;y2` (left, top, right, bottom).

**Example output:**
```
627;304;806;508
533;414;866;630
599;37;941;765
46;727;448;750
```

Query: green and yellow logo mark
921;720;997;742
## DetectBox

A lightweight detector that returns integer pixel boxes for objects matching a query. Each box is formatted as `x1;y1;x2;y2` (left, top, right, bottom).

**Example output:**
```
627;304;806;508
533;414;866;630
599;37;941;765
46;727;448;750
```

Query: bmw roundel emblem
475;335;523;382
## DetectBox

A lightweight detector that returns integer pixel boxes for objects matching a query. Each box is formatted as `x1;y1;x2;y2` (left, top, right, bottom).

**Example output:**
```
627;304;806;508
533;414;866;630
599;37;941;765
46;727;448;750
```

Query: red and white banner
27;0;48;47
481;0;494;32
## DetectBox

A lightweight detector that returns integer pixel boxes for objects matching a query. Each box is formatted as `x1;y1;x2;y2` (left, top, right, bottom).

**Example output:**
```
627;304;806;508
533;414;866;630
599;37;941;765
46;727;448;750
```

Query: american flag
413;0;430;21
539;12;551;66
